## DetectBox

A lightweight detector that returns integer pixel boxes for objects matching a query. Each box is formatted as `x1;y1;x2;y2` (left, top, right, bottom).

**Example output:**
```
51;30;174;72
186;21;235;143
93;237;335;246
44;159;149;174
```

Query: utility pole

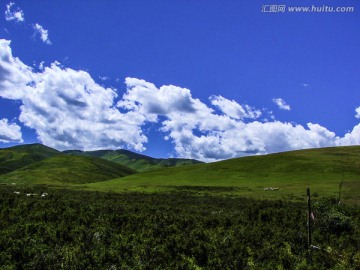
307;188;311;249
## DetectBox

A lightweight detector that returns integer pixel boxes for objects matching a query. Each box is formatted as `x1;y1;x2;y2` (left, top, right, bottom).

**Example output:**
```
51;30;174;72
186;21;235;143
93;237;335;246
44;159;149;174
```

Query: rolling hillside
0;154;137;185
88;146;360;203
64;149;203;172
0;144;60;174
0;143;200;185
2;144;360;203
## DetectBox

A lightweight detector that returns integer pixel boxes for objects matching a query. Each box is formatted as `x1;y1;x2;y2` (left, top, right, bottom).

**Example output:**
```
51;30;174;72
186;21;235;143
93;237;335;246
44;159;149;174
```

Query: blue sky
0;0;360;161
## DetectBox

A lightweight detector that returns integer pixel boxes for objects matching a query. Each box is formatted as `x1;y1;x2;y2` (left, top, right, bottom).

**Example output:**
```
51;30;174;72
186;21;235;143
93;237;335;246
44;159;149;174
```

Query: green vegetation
88;146;360;204
0;186;359;269
1;144;360;268
0;154;136;185
64;149;203;172
0;144;60;174
1;144;360;203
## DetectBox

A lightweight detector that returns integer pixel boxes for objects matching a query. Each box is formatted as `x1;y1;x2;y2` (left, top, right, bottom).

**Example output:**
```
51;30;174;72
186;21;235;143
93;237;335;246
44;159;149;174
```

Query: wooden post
339;162;343;204
307;188;311;249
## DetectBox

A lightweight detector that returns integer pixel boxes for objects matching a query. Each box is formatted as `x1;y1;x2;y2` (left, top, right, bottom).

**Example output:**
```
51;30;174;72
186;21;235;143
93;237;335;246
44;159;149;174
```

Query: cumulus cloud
33;23;51;45
339;124;360;146
272;98;291;111
210;95;261;120
355;107;360;119
0;39;146;151
5;2;24;22
1;38;359;161
121;79;347;161
0;118;23;143
0;40;34;100
118;78;202;122
161;119;340;161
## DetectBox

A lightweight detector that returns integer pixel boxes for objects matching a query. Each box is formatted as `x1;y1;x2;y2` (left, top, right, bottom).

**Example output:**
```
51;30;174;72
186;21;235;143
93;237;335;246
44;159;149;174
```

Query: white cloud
121;79;345;161
0;40;34;100
39;61;45;71
17;64;148;151
1;38;359;161
272;98;291;111
338;126;360;146
158;118;340;162
0;39;146;151
4;4;51;45
302;83;310;88
210;95;261;120
33;23;51;45
355;107;360;119
118;78;203;122
0;118;23;143
5;2;24;22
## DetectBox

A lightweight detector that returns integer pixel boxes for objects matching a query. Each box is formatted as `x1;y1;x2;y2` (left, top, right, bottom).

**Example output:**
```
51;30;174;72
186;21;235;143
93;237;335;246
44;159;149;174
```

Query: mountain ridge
0;143;203;173
63;149;203;172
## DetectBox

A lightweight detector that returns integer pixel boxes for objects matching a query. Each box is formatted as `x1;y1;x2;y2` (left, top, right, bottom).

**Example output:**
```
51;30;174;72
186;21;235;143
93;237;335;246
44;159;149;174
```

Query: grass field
0;154;136;185
86;146;360;204
1;144;360;204
0;144;60;174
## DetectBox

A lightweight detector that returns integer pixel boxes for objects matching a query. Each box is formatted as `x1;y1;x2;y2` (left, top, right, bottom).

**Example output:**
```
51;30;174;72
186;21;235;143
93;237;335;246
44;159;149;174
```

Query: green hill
64;149;203;172
88;146;360;203
0;154;137;185
2;144;360;203
0;143;60;174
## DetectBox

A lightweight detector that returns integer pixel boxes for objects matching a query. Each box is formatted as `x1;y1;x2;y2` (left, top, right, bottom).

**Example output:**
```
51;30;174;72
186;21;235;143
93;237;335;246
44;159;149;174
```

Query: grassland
1;144;360;204
87;146;360;204
0;153;136;185
0;144;60;174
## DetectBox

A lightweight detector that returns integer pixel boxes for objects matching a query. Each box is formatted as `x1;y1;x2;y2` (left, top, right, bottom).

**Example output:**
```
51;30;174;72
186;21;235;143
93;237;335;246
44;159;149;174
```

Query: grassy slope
88;146;360;203
0;144;60;174
0;154;137;185
64;149;203;172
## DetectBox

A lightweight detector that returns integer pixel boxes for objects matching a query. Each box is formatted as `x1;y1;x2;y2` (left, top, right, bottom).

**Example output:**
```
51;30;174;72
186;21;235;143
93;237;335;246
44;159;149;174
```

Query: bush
0;186;359;269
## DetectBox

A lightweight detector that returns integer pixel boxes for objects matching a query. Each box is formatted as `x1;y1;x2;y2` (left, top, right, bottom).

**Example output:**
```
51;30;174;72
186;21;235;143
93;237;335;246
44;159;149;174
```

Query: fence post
307;188;311;249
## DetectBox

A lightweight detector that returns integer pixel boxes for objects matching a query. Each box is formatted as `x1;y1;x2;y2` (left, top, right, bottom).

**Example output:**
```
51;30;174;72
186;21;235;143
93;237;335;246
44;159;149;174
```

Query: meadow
2;145;360;204
86;146;360;204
